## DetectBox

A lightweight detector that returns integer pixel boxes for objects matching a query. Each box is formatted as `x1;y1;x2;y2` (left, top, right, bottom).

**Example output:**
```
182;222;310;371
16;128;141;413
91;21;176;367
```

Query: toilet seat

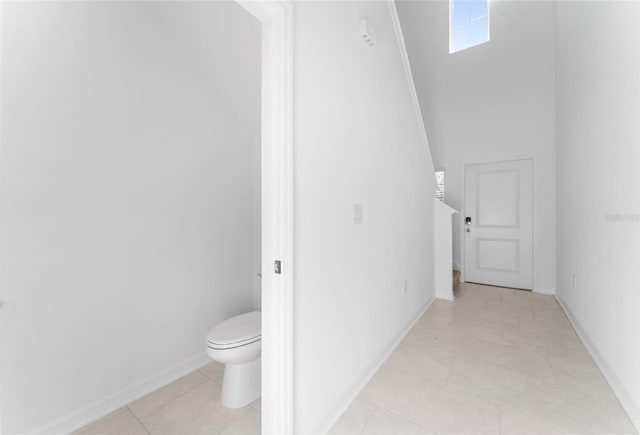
207;336;260;350
206;311;261;350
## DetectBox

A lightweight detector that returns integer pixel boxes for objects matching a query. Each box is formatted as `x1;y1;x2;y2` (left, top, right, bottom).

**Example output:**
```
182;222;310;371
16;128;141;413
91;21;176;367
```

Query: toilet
205;310;261;408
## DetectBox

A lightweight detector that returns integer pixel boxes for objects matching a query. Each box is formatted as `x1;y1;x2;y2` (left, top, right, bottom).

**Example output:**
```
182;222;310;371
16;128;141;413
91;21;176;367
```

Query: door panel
477;238;519;272
478;171;518;227
464;160;533;289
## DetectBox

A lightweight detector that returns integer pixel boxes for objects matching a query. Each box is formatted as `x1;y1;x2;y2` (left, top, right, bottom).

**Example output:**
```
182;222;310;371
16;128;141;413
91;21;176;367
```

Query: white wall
0;2;260;432
434;199;456;301
556;1;640;429
146;1;263;310
397;0;557;293
293;2;436;432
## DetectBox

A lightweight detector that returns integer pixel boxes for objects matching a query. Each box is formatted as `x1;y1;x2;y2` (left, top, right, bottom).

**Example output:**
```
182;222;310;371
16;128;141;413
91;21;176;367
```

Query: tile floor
78;282;637;434
330;283;637;434
74;362;261;435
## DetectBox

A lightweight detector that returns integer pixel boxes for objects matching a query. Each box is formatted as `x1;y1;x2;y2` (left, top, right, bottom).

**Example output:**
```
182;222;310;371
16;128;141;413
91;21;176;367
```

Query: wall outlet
572;274;577;289
402;279;408;295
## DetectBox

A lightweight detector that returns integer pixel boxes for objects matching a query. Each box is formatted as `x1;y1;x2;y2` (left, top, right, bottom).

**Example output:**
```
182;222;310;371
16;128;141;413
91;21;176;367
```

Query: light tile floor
75;362;261;435
330;283;637;434
78;282;637;434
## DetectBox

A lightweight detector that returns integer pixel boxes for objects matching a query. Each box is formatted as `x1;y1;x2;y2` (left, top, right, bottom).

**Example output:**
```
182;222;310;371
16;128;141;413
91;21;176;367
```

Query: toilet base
221;357;261;408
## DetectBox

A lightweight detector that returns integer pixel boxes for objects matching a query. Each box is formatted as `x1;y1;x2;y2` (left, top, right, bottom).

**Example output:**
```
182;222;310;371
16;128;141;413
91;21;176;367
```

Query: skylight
450;0;490;53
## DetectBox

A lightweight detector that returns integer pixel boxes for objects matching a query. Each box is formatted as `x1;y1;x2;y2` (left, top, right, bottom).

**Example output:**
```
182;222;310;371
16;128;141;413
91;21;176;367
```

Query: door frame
460;156;539;291
235;2;294;433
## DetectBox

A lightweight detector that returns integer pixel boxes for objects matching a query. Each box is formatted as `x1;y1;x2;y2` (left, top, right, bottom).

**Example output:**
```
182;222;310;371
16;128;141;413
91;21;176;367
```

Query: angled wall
556;1;640;429
292;2;436;432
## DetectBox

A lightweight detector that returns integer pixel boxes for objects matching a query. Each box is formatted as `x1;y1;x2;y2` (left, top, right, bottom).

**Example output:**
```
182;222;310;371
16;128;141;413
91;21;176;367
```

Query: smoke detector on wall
359;18;377;48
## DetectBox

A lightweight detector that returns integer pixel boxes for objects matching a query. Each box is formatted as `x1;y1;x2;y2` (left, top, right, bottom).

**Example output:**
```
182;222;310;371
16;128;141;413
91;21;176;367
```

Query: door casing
235;2;294;433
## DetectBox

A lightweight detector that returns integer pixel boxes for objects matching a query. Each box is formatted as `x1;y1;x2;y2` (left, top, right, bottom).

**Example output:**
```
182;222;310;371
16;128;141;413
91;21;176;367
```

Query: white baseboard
556;296;640;433
314;296;436;434
32;353;211;435
533;287;555;295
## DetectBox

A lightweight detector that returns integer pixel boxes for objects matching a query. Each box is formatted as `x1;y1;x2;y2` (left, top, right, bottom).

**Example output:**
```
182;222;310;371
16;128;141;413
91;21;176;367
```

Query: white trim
236;1;282;22
236;1;295;433
531;155;541;294
556;296;640;433
0;2;6;431
32;354;210;435
532;287;556;296
314;297;436;434
387;0;436;179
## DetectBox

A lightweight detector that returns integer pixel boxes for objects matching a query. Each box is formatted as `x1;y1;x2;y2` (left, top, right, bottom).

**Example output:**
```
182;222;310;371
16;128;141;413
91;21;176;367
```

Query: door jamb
235;1;294;433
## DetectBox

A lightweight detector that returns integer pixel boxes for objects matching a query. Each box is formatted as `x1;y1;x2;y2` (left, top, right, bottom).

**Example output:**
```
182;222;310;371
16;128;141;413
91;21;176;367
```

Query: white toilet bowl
206;311;261;408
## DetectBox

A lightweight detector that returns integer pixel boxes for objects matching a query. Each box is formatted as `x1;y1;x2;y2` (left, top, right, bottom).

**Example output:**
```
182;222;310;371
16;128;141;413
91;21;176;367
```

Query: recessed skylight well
450;0;490;53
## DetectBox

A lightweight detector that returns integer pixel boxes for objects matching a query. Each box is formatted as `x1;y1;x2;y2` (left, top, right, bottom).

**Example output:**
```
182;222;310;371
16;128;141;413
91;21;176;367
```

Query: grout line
128;372;213;423
74;407;131;434
199;372;223;386
126;406;152;435
362;394;439;435
356;400;378;435
249;400;262;413
197;364;224;385
216;418;236;435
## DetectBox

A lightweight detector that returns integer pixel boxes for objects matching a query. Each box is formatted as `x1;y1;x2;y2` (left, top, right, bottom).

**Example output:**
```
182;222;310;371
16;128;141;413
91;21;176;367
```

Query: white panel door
464;159;533;290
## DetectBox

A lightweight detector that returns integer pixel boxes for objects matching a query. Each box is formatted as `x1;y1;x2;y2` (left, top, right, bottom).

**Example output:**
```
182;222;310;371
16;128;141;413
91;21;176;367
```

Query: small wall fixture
359;18;377;48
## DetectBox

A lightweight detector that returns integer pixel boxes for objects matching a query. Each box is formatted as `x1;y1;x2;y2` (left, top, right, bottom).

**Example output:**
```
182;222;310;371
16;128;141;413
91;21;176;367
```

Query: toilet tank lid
206;311;261;345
